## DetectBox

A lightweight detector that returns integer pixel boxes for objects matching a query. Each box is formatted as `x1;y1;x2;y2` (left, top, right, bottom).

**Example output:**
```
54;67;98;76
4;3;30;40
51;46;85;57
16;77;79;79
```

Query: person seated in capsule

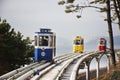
39;36;48;46
42;36;48;46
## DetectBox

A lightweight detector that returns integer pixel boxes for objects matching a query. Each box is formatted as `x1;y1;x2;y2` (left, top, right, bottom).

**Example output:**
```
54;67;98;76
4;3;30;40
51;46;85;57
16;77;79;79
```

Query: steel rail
7;61;47;80
30;53;81;80
0;62;38;80
16;53;79;80
55;51;94;80
16;62;52;80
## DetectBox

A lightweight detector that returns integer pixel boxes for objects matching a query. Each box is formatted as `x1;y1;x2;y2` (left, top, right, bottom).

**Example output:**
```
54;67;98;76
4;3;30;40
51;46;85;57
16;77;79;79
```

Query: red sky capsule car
98;38;106;51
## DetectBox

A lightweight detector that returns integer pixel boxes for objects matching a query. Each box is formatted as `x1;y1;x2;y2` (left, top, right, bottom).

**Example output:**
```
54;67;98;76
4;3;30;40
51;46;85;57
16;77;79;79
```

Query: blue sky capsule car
34;28;56;61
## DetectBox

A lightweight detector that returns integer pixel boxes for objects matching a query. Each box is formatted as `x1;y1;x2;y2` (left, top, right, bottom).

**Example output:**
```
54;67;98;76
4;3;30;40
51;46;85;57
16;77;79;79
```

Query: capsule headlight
41;52;46;56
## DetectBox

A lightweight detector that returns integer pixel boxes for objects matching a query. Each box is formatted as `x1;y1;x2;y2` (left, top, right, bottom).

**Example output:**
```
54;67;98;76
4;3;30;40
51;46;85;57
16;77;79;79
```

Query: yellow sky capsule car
73;36;84;53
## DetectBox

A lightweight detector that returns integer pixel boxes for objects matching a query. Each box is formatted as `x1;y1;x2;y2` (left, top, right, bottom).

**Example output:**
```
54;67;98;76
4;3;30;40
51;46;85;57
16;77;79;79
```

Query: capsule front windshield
39;36;49;46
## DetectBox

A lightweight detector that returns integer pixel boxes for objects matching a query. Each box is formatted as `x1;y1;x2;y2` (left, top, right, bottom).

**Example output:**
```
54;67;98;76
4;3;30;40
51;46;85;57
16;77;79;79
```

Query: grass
98;61;120;80
77;61;120;80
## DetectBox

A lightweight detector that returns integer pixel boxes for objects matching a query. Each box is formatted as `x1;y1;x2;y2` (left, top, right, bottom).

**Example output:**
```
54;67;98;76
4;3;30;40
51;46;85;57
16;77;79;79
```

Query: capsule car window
75;40;80;45
100;40;104;45
39;36;48;46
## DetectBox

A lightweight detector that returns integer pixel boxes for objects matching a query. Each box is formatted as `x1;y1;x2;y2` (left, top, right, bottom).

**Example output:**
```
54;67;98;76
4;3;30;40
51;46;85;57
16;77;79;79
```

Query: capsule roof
74;36;83;40
99;38;106;41
35;28;53;34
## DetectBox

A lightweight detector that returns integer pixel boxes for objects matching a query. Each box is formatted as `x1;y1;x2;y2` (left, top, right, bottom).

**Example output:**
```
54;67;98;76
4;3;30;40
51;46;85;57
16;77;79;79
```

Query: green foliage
58;0;120;23
58;0;65;5
58;0;75;5
0;18;33;75
67;0;75;3
76;15;81;18
66;4;75;9
99;8;107;12
111;13;118;21
65;9;73;13
104;18;108;21
111;70;120;80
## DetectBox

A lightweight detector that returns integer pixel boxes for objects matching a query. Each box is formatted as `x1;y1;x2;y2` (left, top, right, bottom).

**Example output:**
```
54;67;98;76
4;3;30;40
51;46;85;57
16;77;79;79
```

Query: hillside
95;61;120;80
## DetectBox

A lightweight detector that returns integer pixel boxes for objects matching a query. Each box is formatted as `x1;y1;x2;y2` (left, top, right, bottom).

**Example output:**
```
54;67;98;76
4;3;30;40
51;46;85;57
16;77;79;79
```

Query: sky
0;0;120;53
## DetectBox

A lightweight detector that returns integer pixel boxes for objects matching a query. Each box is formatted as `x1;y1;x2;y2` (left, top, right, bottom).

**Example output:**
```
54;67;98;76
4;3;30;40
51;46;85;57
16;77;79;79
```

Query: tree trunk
116;0;120;29
106;0;116;66
113;0;120;30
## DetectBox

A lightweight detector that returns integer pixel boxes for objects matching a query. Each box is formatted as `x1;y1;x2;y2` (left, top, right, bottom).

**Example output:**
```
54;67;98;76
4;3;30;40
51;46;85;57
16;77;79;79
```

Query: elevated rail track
0;49;120;80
